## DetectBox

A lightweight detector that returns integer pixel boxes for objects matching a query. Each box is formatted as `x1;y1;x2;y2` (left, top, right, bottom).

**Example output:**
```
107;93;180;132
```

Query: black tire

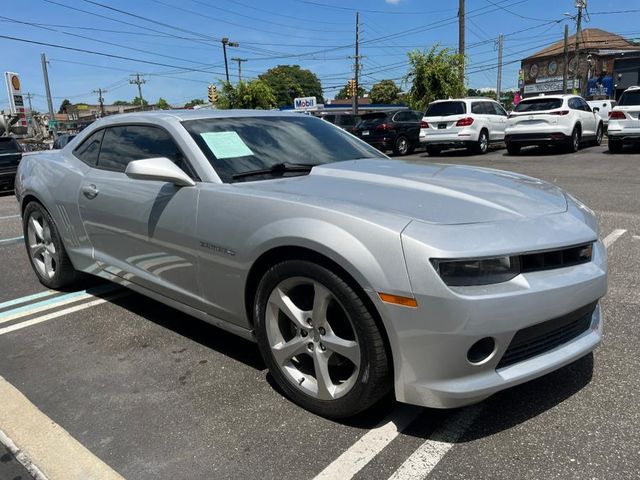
393;136;410;156
608;138;623;153
23;201;78;289
506;143;521;156
426;146;442;157
471;129;489;155
593;123;603;146
567;126;581;153
254;260;391;418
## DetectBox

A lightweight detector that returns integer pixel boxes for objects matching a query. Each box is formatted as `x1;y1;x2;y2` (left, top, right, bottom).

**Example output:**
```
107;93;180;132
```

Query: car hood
246;159;568;225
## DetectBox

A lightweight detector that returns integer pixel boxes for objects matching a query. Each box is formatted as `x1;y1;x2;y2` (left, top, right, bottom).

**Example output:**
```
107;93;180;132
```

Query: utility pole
24;92;34;127
496;34;504;104
129;74;146;110
231;57;247;83
458;0;465;85
221;37;239;84
573;0;586;94
41;53;56;138
93;88;106;117
352;11;361;116
562;23;569;93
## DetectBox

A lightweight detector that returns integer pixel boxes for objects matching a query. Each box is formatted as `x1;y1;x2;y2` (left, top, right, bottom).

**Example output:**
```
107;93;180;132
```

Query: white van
587;99;617;126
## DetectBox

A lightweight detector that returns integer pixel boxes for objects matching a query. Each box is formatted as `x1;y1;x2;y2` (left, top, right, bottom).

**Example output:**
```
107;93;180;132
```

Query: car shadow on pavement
105;290;266;371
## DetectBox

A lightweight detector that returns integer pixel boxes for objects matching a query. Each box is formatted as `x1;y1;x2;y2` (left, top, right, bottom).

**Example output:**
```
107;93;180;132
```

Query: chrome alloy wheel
479;131;489;153
27;211;57;279
265;277;361;400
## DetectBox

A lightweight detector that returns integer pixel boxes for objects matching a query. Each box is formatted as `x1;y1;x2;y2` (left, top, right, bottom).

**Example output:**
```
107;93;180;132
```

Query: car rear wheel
608;138;623;153
506;143;521;156
393;136;410;156
471;129;489;155
254;260;391;418
567;127;580;153
23;202;78;289
593;124;603;146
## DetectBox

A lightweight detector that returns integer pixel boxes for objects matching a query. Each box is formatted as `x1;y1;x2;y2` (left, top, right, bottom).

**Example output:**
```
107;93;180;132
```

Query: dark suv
353;110;422;155
321;113;360;134
0;137;23;191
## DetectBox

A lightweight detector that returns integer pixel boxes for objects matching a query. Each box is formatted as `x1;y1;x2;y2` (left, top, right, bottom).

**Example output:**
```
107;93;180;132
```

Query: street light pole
221;38;240;83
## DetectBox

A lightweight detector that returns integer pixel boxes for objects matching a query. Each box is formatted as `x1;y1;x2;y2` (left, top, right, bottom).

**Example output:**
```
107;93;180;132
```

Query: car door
579;98;597;136
490;102;508;141
77;124;203;307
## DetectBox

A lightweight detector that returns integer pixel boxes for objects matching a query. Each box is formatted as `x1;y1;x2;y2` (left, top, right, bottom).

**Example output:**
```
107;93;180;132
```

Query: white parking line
387;406;482;480
0;214;20;220
313;405;420;480
0;235;24;246
603;229;627;248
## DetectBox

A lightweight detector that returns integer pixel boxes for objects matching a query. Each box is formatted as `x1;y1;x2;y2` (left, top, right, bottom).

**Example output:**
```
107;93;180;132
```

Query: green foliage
334;84;367;100
217;80;277;110
184;98;206;108
259;65;324;107
156;97;171;110
58;99;71;113
369;80;401;104
466;88;496;99
112;100;131;105
404;46;466;111
132;96;148;107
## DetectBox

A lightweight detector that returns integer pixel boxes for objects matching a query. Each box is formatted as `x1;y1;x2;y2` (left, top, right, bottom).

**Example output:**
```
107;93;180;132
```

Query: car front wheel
254;260;391;418
23;201;78;289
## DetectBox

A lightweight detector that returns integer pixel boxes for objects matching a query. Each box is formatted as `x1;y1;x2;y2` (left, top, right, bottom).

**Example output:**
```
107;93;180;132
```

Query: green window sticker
200;131;254;159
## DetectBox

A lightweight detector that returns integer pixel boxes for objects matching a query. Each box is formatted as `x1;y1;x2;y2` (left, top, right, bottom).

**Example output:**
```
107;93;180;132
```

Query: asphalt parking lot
0;144;638;480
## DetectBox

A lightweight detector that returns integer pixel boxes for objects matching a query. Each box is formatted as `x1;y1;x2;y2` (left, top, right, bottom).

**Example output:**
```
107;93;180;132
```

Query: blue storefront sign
587;76;613;97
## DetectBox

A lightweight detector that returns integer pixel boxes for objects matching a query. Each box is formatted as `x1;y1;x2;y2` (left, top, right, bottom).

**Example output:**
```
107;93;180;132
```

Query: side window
580;99;592;112
393;111;409;122
410;111;423;121
492;103;508;116
73;129;104;166
471;103;484;114
98;125;186;173
568;98;579;110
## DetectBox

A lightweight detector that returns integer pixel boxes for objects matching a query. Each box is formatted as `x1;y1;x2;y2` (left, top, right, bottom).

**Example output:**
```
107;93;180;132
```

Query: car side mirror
125;157;195;187
593;107;600;113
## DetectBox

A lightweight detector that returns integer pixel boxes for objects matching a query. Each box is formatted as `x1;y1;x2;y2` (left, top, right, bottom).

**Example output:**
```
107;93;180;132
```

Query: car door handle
81;184;99;199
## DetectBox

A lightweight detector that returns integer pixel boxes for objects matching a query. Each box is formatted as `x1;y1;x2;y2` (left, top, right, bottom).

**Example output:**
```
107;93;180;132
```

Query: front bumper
376;210;606;409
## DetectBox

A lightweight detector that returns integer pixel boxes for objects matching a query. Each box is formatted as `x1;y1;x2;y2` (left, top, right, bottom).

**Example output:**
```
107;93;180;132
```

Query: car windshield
514;98;563;112
182;115;385;183
618;90;640;106
357;113;388;128
0;138;21;153
425;101;466;117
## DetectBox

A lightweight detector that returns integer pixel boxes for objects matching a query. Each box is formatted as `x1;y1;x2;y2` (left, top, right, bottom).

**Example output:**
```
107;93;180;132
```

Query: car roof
93;109;303;126
430;98;496;103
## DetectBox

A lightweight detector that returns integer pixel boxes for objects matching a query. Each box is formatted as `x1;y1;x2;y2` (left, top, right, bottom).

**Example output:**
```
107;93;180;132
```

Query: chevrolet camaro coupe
15;110;607;418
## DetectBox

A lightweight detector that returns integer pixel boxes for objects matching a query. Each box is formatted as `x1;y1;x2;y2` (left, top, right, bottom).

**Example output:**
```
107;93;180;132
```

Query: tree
58;99;71;113
184;98;205;108
404;46;465;111
132;96;148;107
112;100;131;105
467;88;496;100
369;80;401;104
259;65;324;107
334;83;367;100
217;80;277;110
156;97;171;110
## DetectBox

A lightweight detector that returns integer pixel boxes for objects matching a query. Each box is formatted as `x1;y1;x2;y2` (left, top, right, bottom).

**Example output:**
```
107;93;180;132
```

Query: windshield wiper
232;162;316;180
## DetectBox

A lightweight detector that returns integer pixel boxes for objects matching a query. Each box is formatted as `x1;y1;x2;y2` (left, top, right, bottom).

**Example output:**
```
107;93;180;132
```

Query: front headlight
430;256;520;286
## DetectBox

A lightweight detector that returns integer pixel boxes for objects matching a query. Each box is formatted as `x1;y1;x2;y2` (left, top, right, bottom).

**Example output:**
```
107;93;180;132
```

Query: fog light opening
467;337;496;364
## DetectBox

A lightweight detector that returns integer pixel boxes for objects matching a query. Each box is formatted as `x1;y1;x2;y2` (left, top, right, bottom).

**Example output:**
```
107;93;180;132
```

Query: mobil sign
294;96;317;110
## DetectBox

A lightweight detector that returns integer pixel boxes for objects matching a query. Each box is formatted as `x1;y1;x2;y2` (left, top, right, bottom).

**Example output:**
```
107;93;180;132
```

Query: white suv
420;98;508;155
505;94;603;155
607;86;640;153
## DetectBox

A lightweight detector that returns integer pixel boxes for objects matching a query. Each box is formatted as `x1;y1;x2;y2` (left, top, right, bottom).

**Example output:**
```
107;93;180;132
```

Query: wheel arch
244;245;395;374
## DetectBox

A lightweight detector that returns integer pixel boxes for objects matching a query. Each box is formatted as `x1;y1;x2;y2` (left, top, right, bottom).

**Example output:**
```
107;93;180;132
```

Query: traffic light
347;79;356;97
208;84;218;104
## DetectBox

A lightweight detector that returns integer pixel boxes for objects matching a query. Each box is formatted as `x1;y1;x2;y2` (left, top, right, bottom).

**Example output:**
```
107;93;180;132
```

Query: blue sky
0;0;634;111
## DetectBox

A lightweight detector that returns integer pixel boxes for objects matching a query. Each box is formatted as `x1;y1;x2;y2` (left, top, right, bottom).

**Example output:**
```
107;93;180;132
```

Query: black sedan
353;110;422;156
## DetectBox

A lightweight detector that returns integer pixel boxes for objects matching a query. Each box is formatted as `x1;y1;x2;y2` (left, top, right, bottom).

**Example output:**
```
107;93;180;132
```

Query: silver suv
607;86;640;153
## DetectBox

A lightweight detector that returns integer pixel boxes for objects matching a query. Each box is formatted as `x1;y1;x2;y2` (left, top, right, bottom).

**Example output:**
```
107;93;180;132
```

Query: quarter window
471;103;484;114
98;125;186;173
73;129;104;166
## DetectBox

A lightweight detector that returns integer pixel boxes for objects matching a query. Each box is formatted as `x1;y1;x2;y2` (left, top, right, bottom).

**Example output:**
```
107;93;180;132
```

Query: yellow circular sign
10;75;20;91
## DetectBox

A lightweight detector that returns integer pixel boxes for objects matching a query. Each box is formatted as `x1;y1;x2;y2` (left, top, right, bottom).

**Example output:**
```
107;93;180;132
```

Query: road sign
48;120;58;128
293;96;317;110
4;72;28;128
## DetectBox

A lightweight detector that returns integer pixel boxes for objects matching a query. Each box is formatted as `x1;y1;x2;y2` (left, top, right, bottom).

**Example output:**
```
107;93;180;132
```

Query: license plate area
362;130;370;136
438;123;447;129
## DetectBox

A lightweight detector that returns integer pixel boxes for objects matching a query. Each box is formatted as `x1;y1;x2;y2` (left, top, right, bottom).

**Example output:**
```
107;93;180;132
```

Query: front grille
497;302;597;369
520;243;593;273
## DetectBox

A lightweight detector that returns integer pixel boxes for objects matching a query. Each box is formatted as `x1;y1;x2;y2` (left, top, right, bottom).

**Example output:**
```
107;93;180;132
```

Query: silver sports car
15;110;607;418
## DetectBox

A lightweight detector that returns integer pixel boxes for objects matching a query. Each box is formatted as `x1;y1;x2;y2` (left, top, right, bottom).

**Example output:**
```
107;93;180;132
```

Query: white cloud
385;0;403;5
